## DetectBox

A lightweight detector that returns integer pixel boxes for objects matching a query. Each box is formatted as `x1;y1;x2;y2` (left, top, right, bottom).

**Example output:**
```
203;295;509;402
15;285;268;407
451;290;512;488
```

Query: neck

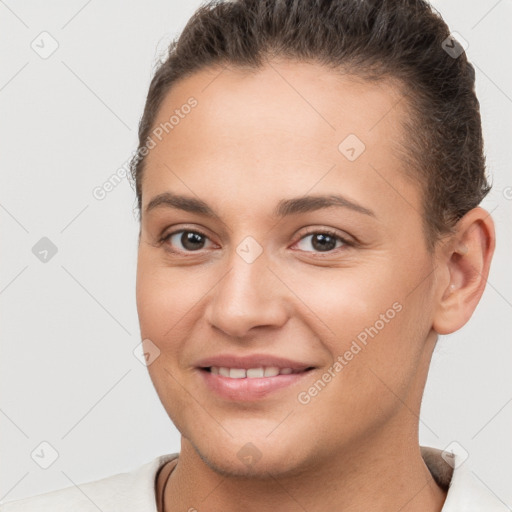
163;428;446;512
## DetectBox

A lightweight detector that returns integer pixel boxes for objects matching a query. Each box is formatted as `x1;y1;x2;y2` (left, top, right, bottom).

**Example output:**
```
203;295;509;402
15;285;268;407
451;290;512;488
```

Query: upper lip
195;354;315;371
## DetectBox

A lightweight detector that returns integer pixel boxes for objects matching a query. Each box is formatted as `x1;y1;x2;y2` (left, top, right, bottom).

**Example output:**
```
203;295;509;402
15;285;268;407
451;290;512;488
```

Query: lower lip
199;369;313;401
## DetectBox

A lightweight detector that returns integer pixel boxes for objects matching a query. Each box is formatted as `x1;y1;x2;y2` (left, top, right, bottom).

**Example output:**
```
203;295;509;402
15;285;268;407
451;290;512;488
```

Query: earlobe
432;207;495;335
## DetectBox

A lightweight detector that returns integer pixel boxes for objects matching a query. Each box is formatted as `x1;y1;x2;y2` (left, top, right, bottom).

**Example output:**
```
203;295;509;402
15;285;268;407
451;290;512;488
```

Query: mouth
197;364;316;401
201;366;315;378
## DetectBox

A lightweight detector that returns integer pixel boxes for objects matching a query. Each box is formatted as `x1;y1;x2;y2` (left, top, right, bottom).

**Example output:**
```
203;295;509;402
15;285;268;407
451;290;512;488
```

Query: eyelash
159;227;353;256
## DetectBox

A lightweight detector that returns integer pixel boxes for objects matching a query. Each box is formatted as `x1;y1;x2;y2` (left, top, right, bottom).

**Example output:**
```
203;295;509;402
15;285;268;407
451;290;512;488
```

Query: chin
186;430;314;480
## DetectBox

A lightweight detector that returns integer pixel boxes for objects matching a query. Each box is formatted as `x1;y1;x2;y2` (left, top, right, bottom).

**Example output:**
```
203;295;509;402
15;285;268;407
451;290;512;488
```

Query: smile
199;366;315;401
207;366;305;378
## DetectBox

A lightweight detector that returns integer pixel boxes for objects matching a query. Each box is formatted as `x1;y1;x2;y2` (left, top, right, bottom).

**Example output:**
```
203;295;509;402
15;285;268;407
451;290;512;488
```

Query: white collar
421;446;508;510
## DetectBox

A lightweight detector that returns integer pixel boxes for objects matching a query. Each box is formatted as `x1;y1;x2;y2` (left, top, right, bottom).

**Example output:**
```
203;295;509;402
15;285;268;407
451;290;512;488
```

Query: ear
432;207;495;335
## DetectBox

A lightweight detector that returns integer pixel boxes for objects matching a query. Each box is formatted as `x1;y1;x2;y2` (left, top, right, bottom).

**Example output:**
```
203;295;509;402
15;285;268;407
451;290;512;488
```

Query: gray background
1;0;511;505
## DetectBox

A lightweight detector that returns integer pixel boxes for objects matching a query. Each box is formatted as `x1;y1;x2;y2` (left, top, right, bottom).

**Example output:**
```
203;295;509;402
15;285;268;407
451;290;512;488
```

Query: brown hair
129;0;491;250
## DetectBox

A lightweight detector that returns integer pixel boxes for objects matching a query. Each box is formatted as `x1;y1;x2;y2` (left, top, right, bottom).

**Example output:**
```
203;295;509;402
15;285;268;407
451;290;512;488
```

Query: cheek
136;255;208;341
292;299;426;451
135;260;198;429
282;261;402;341
288;261;431;406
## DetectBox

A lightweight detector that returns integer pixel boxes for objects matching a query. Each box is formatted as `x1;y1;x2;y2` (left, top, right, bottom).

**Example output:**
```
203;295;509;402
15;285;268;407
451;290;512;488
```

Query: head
132;0;495;477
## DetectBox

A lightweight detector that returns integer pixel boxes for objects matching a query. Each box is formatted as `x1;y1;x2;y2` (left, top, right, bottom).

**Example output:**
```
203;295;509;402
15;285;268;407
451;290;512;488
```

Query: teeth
246;367;264;378
210;366;297;378
229;368;246;379
219;367;230;377
264;366;280;377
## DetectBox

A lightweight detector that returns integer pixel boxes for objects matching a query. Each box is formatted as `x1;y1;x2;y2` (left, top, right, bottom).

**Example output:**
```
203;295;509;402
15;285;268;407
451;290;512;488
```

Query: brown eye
295;231;348;253
164;230;213;252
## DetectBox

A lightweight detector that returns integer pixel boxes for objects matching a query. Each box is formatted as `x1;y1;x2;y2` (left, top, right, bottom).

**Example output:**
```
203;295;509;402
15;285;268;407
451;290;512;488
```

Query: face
136;61;441;477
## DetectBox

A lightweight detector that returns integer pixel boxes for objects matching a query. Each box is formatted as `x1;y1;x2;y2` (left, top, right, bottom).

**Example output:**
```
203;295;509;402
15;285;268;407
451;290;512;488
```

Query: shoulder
0;454;179;512
421;446;509;511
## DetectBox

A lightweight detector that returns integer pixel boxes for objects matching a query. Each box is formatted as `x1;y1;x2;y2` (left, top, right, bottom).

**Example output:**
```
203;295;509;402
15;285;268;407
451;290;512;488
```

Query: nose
205;248;289;339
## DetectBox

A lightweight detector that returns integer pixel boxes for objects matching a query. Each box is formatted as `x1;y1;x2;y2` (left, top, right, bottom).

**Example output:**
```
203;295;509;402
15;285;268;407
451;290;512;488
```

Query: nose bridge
206;238;288;337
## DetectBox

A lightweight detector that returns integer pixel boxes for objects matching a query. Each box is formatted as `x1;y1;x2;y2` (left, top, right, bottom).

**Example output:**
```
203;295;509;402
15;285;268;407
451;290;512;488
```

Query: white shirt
1;447;507;511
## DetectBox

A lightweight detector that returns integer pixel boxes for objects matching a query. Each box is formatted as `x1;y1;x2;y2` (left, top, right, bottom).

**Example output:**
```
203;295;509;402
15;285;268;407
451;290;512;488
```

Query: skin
135;60;495;512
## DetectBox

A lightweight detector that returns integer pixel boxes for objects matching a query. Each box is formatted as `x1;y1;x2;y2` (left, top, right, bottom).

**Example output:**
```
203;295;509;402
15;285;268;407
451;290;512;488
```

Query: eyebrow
145;192;375;219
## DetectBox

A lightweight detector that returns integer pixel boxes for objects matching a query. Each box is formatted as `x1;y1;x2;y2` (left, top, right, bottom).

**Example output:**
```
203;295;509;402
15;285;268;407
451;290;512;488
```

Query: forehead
142;60;419;221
